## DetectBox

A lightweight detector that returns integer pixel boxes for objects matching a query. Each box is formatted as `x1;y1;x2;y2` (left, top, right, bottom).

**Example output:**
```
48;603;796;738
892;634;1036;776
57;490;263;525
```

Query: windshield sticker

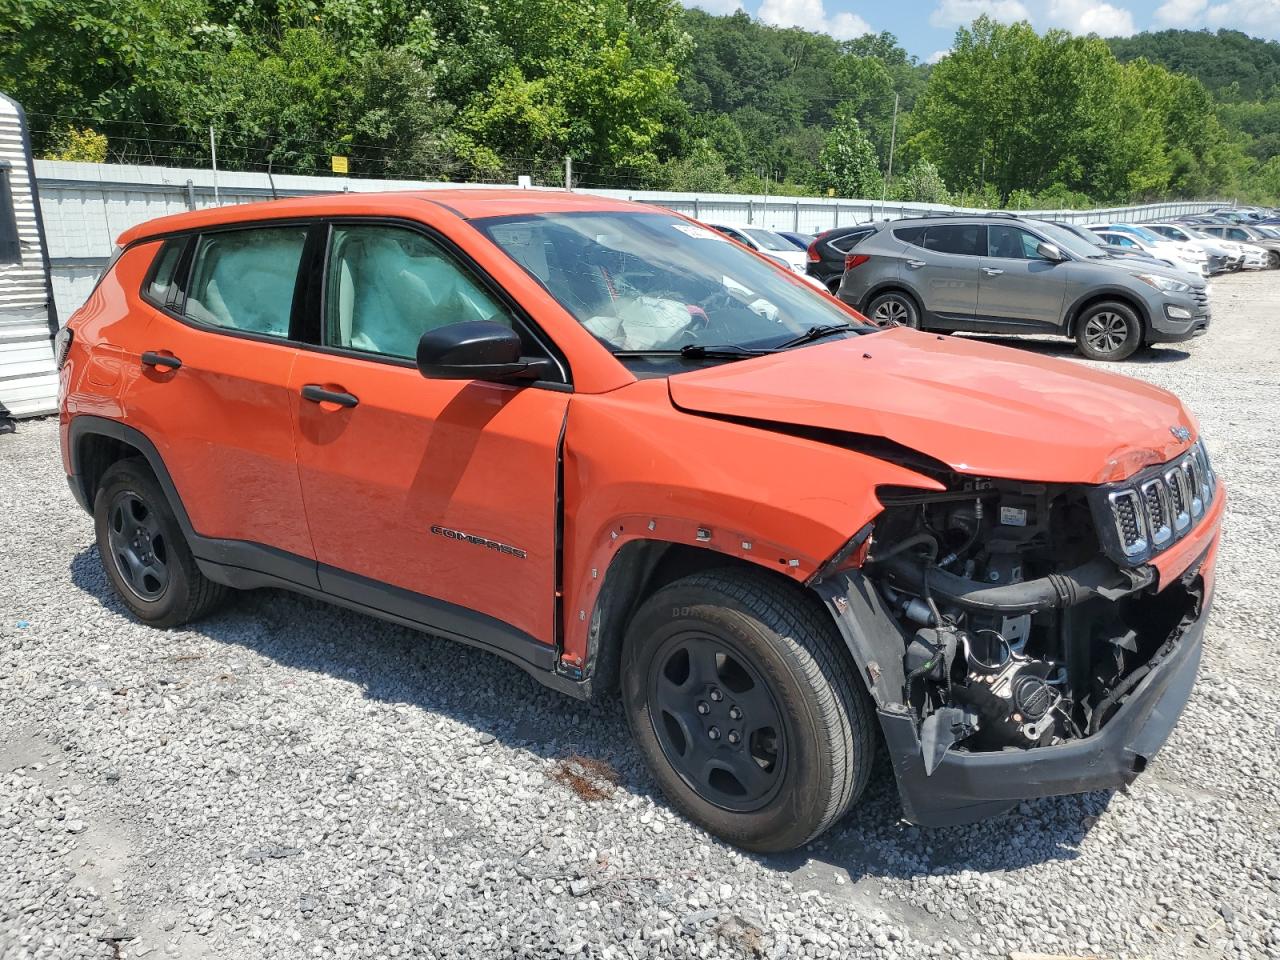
673;224;723;241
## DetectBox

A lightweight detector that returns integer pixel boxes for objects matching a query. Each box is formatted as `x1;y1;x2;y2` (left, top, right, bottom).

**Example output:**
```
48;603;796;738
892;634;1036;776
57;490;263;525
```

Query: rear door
126;224;317;579
288;220;570;649
977;224;1068;331
904;223;984;328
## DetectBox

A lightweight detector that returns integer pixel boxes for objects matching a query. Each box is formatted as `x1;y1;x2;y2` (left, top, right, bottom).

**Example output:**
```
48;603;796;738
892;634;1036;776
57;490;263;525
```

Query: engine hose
880;556;1142;614
869;532;938;565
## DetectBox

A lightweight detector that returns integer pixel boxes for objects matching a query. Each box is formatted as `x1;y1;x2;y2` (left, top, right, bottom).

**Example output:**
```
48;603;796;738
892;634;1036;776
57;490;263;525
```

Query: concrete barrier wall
34;160;1229;320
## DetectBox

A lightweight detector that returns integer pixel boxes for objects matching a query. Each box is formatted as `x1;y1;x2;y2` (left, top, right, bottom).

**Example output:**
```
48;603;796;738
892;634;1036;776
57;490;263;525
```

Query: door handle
982;267;1005;276
140;351;182;370
301;384;359;408
906;259;926;269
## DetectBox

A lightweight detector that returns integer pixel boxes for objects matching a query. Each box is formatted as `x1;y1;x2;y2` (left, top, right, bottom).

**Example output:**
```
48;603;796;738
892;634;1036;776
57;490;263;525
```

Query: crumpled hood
668;328;1197;484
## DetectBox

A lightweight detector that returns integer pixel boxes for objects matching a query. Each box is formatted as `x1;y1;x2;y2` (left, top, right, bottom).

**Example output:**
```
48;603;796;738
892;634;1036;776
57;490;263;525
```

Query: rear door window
184;227;308;337
923;224;985;256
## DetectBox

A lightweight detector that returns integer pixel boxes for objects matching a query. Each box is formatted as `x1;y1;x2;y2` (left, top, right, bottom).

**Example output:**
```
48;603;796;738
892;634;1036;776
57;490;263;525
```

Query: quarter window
892;226;925;246
145;240;186;304
323;224;511;360
185;227;307;337
923;224;985;257
987;225;1048;260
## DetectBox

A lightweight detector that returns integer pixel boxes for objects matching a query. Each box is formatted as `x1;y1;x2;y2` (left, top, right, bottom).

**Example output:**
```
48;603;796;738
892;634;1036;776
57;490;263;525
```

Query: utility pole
209;125;220;206
564;156;573;192
881;92;899;218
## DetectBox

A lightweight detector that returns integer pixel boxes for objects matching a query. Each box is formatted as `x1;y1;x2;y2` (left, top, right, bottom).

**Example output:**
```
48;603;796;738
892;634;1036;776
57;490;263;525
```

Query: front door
289;222;570;648
977;224;1068;331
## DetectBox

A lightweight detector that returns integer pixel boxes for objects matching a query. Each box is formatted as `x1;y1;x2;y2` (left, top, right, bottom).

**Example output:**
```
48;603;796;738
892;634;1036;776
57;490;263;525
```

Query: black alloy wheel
106;490;170;601
647;632;786;811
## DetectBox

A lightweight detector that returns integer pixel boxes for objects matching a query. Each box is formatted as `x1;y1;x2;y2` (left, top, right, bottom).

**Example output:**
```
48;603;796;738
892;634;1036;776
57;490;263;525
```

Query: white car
1086;224;1205;277
1143;223;1237;274
1090;230;1205;283
708;224;828;290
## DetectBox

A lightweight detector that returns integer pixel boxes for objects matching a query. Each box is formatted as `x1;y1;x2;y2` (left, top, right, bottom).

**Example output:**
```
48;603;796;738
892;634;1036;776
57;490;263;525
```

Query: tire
865;290;920;329
93;458;227;628
1269;251;1279;269
1075;301;1142;362
620;569;875;852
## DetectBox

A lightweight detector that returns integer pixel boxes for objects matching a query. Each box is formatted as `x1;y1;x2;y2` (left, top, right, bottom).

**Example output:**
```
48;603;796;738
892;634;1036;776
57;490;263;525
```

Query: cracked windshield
476;212;869;357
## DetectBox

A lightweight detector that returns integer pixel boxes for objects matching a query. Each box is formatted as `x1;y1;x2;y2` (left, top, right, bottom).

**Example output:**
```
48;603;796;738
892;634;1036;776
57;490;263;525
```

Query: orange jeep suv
57;191;1223;851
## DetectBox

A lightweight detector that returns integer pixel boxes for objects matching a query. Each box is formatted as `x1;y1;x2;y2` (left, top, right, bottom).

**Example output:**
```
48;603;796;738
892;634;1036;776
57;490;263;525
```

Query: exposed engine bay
864;478;1202;772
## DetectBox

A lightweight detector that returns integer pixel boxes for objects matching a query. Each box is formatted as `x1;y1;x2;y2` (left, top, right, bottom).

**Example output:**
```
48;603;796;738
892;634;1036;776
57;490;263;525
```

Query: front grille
1094;441;1217;565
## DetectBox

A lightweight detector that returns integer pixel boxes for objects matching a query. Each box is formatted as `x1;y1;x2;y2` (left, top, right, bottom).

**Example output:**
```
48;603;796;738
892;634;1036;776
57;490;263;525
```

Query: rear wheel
865;291;920;329
94;459;227;628
1075;301;1141;361
1269;251;1279;269
621;569;875;852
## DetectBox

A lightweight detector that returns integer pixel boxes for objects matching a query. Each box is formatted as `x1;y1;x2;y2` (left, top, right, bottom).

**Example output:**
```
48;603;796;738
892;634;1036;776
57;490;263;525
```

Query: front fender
559;380;937;670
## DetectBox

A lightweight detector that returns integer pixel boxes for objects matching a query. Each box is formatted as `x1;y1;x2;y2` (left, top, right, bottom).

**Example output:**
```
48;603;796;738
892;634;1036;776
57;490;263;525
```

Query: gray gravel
3;271;1279;960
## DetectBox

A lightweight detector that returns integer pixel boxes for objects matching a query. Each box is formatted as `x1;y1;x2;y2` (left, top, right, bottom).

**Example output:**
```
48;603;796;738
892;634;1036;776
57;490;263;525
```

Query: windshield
742;228;799;252
474;211;869;359
1035;221;1106;259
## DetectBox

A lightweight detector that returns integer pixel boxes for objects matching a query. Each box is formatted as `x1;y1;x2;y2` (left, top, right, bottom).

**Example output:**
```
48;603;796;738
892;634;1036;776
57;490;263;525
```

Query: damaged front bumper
876;584;1207;826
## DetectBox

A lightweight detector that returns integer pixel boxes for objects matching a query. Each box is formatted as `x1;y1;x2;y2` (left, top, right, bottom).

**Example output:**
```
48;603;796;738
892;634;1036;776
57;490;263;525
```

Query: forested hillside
2;1;1278;205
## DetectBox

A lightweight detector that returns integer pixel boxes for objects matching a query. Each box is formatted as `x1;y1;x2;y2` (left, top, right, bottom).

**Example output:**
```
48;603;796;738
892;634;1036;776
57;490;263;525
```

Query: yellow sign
331;155;349;174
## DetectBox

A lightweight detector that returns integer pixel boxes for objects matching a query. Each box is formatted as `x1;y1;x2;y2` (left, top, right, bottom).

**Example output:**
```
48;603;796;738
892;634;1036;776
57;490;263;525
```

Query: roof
115;188;652;246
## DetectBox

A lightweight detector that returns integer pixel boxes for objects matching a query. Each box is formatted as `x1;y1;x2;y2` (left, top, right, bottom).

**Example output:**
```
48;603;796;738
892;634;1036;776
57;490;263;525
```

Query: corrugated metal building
0;94;57;419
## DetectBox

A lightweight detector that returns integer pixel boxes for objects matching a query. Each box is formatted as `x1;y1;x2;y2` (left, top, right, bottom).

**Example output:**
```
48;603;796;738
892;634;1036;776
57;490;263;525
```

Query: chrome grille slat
1100;441;1216;564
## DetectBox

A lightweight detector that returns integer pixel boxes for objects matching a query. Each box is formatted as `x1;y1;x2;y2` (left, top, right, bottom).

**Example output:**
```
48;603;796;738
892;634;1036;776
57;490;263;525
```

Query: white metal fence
34;159;1230;321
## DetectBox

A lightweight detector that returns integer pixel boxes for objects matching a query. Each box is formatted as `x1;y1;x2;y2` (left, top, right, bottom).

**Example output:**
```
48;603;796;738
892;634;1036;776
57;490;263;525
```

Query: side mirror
1036;241;1066;262
416;321;555;382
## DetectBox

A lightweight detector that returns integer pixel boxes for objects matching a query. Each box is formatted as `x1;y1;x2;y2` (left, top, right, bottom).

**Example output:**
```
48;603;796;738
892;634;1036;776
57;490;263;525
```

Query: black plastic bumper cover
879;592;1208;827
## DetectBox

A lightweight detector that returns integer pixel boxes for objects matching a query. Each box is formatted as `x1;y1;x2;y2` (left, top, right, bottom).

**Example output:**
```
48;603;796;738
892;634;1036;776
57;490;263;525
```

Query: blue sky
684;0;1280;62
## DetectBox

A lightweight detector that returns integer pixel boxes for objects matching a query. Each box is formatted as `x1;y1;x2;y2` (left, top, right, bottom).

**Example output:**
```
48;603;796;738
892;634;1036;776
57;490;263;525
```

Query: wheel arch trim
1064;289;1151;340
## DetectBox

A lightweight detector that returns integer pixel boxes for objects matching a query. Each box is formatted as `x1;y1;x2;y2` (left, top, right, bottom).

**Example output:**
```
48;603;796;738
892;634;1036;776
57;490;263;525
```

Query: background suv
835;214;1211;361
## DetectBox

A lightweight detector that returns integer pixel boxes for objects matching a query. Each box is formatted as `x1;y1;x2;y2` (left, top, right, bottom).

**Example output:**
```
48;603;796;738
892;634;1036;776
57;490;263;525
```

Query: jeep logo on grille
1170;425;1192;442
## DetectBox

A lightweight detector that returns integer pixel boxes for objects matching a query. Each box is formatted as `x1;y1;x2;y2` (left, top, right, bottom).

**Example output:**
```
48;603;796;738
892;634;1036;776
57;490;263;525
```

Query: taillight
53;326;74;370
845;253;870;270
806;241;821;263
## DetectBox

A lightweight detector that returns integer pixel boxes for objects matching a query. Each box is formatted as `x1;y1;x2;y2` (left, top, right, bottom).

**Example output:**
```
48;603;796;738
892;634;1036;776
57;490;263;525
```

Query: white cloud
682;0;746;14
930;0;1030;28
1204;1;1280;40
927;48;952;62
757;0;872;37
830;10;874;37
1045;0;1137;36
1154;0;1208;27
1150;0;1280;40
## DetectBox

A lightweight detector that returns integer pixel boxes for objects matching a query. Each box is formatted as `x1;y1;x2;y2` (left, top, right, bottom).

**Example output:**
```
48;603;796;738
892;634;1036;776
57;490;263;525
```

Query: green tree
818;104;879;198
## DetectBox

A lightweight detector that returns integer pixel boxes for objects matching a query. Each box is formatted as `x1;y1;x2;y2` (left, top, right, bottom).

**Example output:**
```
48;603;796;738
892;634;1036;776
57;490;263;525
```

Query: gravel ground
3;271;1279;960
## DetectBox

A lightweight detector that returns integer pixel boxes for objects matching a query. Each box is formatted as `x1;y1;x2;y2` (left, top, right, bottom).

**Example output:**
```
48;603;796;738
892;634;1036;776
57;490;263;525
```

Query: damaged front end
815;443;1220;826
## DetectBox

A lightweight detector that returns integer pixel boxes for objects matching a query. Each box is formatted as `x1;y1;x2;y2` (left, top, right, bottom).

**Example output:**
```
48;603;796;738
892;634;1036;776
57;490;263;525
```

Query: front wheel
864;291;920;329
1076;301;1142;361
621;570;875;852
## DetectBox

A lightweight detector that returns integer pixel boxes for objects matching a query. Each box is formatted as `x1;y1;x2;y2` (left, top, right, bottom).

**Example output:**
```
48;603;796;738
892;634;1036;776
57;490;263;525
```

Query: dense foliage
2;1;1278;204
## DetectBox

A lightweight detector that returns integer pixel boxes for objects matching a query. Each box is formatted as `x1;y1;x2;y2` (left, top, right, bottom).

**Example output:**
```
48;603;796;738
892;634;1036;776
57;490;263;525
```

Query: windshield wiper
612;344;775;361
773;323;864;349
